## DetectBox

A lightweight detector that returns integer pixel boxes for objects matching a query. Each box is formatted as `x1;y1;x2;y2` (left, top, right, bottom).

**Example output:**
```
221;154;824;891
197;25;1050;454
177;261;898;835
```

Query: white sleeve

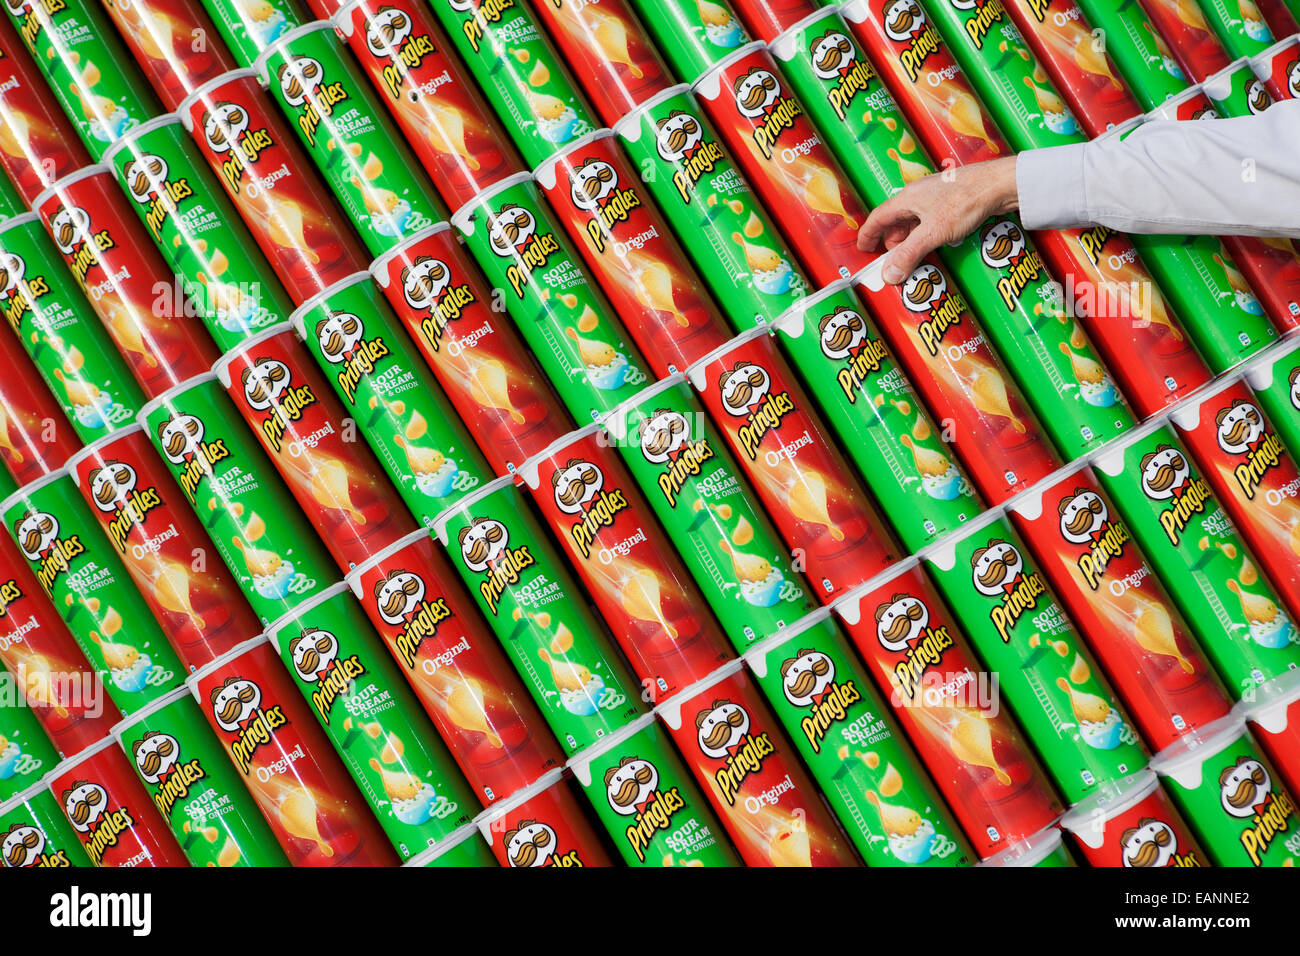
1015;99;1300;239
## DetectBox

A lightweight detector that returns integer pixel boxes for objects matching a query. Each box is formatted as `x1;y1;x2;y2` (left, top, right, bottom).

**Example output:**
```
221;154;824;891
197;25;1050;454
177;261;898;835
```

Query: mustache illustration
510;829;551;866
404;260;448;299
887;2;918;32
130;157;166;194
204;107;246;147
55;220;77;246
5;830;39;866
663;118;698;153
823;316;862;351
139;738;175;776
377;13;408;42
1145;456;1185;491
281;60;321;98
580;164;614;199
321;315;361;355
1064;497;1103;535
1226;770;1267;809
786;658;830;698
464;523;505;563
814;36;852;72
243;363;289;403
609;766;655;807
21;516;52;553
1250;87;1269;112
738;73;777;110
643;417;684;456
1223;412;1260;446
296;635;333;673
881;602;923;641
492;214;528;247
1127;830;1171;867
217;684;258;723
976;554;1015;588
986;230;1021;260
723;370;767;408
556;467;598;505
701;709;745;749
380;582;417;618
93;474;124;505
905;271;938;304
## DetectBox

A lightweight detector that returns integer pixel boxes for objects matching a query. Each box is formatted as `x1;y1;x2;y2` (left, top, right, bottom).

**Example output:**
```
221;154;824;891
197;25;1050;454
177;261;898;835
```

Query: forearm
1017;100;1300;239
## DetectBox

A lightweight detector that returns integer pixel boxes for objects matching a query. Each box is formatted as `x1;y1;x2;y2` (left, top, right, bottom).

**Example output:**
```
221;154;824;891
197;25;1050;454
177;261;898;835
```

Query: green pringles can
1;469;185;714
1091;416;1300;698
926;507;1148;803
613;84;810;330
0;213;145;443
199;0;309;68
401;820;497;867
745;609;974;867
0;164;25;219
768;280;981;552
111;685;289;867
432;475;645;755
1197;0;1275;59
1074;0;1190;109
568;712;740;866
0;696;60;802
255;21;446;257
1150;714;1300;867
101;116;295;353
288;272;491;525
1243;339;1300;461
979;825;1075;867
601;373;813;651
138;373;333;625
266;583;478;862
4;0;160;159
1202;56;1275;115
0;776;92;867
627;0;754;80
452;173;652;422
424;0;596;168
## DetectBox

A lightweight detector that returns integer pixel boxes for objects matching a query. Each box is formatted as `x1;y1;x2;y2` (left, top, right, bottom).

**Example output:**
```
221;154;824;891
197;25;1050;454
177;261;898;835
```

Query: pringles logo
654;109;725;204
200;101;276;195
900;263;966;355
949;0;1004;51
449;0;516;55
400;254;476;348
312;311;390;404
1120;818;1203;868
239;356;318;454
129;729;206;820
502;819;582;867
47;203;115;286
1218;756;1295;867
970;538;1045;643
209;676;290;775
817;305;887;403
637;408;714;509
372;568;452;669
780;646;861;755
809;29;875;121
568;157;641;254
156;412;231;503
716;360;795;460
0;251;50;330
363;6;438;99
732;66;802;161
696;699;774;807
550;458;628;560
1056;487;1129;591
87;460;164;555
1139;443;1211;546
14;0;65;48
978;220;1043;312
1214;399;1283;502
121;152;194;243
883;0;943;82
60;781;133;866
2;822;71;868
275;56;349;148
12;509;83;597
0;576;22;618
603;756;687;864
875;593;955;702
486;203;559;297
457;516;534;616
287;627;366;724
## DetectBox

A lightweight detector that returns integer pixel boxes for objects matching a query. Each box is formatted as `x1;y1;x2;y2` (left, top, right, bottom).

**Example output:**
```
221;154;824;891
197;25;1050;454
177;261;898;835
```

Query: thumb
880;223;943;285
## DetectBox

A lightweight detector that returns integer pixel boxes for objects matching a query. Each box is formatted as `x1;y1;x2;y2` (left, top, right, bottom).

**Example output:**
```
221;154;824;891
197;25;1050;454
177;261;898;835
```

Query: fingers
880;222;944;285
858;193;917;252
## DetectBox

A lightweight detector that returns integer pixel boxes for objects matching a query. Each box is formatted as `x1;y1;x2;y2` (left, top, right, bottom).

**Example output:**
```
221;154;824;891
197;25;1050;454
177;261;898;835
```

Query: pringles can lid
136;372;221;430
1235;667;1300;731
31;164;114;216
100;115;187;169
1242;336;1300;391
1202;56;1258;102
514;423;605;489
211;321;297;388
430;473;519;545
184;634;273;699
767;8;837;62
263;580;352;652
286;270;373;339
1059;769;1160;843
176;69;264;132
1166;367;1250;431
743;606;832;675
65;425;148;485
46;735;121;780
1097;115;1144;141
1089;407;1180;477
401;819;484;866
109;684;193;742
611;83;695;143
0;775;55;815
368;222;456;288
653;657;746;729
924;504;1011;573
1148;714;1250;787
769;276;856;337
566;712;659;787
532;129;618;191
683;323;774;392
344;526;437;596
599;372;690;439
831;554;923;625
253;20;340;89
449;172;537;237
0;465;71;515
473;767;566;840
690;41;767;99
0;211;42;235
1144;83;1214;122
978;824;1067;867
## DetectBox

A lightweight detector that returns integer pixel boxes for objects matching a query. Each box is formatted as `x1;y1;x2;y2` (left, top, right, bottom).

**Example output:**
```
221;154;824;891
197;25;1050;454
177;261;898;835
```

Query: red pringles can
692;42;873;285
66;425;263;672
476;768;614;867
101;0;237;110
212;323;418;571
1137;0;1233;83
730;0;820;41
345;528;562;805
832;557;1063;857
1008;460;1233;750
655;659;860;866
0;14;90;204
1169;374;1300;620
187;634;398;865
686;325;899;602
533;129;733;376
0;532;119;756
334;0;524;211
46;736;188;867
1251;34;1300;101
1239;671;1300;793
531;0;674;126
0;336;78;486
368;224;571;474
33;166;218;399
177;68;369;304
1060;769;1208;867
517;424;733;699
853;263;1061;505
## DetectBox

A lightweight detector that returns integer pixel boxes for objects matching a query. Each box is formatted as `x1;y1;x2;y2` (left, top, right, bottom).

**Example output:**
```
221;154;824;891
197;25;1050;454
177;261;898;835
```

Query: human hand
858;156;1020;284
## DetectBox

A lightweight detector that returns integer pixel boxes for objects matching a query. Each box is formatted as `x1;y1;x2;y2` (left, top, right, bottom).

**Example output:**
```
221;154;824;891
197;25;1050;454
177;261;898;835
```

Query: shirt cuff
1016;142;1090;231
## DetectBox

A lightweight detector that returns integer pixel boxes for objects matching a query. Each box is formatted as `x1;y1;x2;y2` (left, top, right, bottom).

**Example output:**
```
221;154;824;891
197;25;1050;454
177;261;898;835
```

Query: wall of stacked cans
0;0;1297;870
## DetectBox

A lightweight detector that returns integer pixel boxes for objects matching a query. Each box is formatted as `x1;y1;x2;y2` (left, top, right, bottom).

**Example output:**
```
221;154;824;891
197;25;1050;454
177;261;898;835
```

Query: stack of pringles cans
0;0;1297;869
